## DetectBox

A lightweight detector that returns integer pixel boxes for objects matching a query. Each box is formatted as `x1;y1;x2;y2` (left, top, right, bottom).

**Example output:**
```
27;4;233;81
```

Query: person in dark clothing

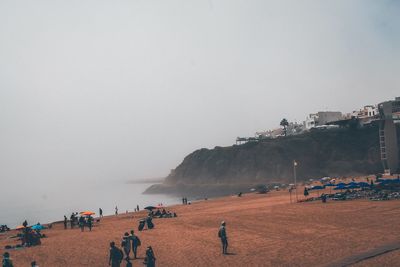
2;252;13;267
218;221;228;254
304;188;309;197
136;205;139;212
99;208;103;218
87;216;93;231
321;194;327;203
70;214;75;229
146;216;154;229
63;216;68;229
79;216;85;232
30;261;38;267
130;230;141;259
109;242;123;267
143;246;156;267
115;206;118;216
22;220;28;228
121;233;131;261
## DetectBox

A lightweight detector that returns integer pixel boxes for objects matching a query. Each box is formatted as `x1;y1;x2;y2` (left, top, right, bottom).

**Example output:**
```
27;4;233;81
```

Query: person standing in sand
109;242;123;267
2;252;13;267
63;216;68;229
130;230;141;259
143;246;156;267
99;208;103;218
115;206;118;216
218;221;228;254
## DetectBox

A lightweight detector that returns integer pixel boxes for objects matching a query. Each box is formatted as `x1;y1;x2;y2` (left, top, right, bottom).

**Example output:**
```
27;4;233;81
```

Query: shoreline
2;176;400;266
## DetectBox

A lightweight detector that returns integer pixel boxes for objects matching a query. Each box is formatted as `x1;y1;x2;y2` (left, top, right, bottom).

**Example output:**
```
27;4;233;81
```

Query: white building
305;111;343;129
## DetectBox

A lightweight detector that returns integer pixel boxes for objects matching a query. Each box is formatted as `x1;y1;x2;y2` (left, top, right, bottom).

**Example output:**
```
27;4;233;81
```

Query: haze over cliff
145;125;390;197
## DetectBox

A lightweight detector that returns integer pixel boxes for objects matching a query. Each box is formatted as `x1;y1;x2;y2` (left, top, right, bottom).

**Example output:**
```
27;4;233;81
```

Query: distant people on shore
63;216;68;229
79;216;85;232
23;220;28;228
137;205;139;211
182;197;188;205
138;219;146;231
143;246;156;267
304;188;309;197
321;193;327;203
87;216;93;231
0;225;10;233
109;241;123;267
99;208;103;218
2;252;13;267
115;206;118;216
218;221;228;255
130;230;141;259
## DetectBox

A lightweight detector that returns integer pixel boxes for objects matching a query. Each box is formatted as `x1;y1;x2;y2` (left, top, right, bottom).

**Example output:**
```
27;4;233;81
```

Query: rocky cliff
145;124;387;197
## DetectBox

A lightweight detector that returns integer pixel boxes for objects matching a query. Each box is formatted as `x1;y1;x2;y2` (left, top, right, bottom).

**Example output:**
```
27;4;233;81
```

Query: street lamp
293;160;298;202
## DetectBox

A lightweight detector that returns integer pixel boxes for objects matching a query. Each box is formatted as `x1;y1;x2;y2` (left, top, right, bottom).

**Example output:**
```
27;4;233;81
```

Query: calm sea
0;181;178;228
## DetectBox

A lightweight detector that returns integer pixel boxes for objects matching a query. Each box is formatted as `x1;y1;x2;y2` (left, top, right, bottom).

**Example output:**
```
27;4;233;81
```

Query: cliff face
145;125;385;196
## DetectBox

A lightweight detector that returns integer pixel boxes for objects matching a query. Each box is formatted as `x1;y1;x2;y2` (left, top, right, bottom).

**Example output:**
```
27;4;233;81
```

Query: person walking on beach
143;246;156;267
99;208;103;218
130;230;141;259
63;216;68;229
109;242;123;267
137;205;139;211
115;206;118;216
218;221;228;254
87;216;93;231
70;213;75;229
23;220;28;228
79;216;85;232
2;252;14;267
121;232;131;261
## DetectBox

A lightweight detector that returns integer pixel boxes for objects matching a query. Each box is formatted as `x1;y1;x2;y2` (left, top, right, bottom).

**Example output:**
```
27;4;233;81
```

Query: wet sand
1;190;399;266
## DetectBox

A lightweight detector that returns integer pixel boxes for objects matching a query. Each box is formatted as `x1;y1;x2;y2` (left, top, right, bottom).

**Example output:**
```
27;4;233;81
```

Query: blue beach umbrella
31;224;45;230
358;182;370;187
334;185;347;190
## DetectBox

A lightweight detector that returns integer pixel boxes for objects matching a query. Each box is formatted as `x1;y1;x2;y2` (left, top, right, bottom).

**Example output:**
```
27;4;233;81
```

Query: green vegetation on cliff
145;125;386;196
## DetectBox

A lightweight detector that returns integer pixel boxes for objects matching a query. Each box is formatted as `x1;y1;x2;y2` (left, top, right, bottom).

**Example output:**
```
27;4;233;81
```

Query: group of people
109;230;156;267
181;197;189;205
65;213;94;231
149;209;177;219
0;225;10;233
138;216;154;231
2;252;39;267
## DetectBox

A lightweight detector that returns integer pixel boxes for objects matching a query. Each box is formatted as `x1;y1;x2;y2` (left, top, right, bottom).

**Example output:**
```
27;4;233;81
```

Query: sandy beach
1;189;399;267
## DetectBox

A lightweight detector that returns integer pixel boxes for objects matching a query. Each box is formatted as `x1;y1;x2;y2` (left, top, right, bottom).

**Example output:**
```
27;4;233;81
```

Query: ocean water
0;181;178;228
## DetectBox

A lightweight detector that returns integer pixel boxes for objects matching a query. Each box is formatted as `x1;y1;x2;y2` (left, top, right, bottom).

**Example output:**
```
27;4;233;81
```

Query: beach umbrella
310;185;325;190
144;206;156;211
80;211;95;216
347;184;359;189
334;185;347;190
31;224;45;230
336;182;346;187
358;182;370;188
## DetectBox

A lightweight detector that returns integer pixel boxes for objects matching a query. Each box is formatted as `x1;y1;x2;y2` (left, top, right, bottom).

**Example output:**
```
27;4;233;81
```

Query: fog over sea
0;180;178;228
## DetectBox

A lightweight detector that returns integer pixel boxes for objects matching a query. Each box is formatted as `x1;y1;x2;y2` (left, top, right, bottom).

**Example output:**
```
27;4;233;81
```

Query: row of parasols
308;179;400;191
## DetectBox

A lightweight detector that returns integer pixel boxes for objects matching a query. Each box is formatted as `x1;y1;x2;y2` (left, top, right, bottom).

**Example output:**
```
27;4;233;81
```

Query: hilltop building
305;111;343;129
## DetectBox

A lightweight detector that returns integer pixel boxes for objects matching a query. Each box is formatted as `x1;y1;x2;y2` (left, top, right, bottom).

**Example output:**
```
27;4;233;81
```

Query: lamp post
293;160;298;202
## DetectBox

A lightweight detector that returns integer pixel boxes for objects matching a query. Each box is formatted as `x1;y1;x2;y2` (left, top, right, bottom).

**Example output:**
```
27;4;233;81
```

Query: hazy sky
0;0;399;183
